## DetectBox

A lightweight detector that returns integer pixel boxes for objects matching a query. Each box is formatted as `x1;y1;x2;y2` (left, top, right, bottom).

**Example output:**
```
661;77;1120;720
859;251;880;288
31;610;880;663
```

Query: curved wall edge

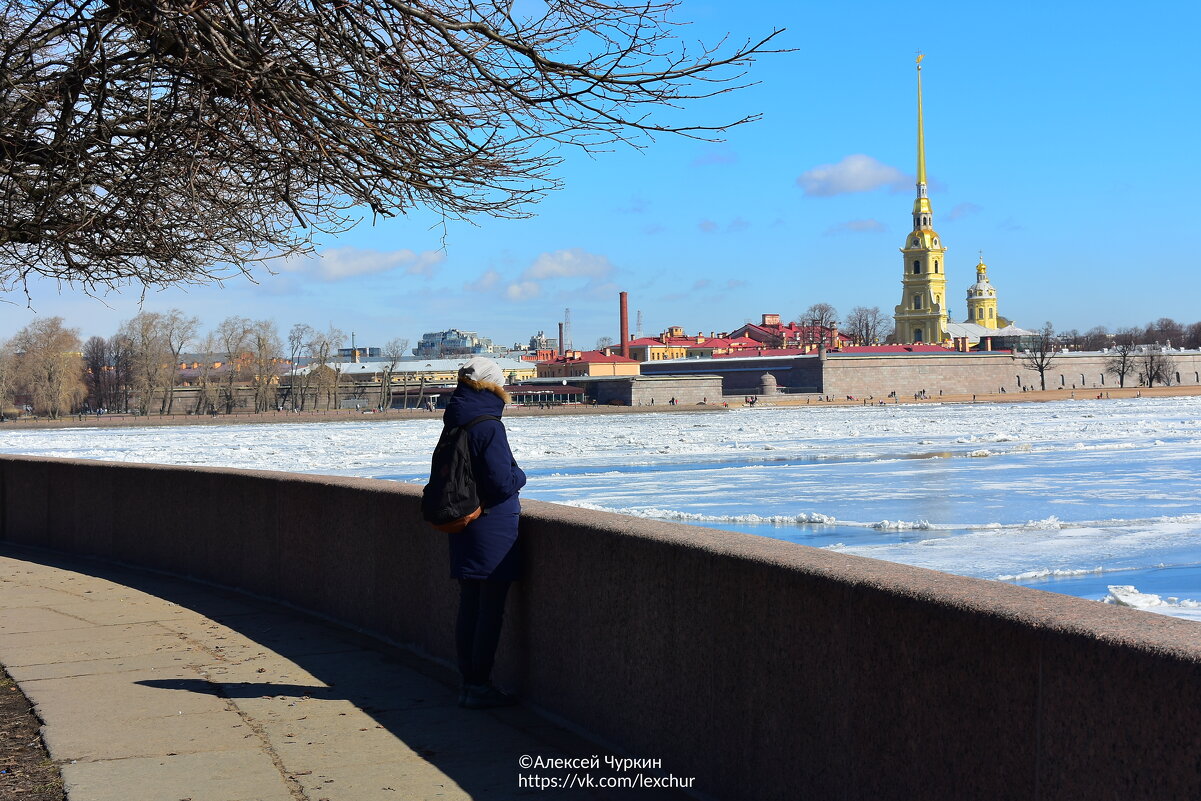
2;454;1198;800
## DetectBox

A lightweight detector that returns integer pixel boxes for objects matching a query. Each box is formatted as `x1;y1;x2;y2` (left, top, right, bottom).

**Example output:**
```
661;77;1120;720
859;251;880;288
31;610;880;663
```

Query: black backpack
421;415;501;533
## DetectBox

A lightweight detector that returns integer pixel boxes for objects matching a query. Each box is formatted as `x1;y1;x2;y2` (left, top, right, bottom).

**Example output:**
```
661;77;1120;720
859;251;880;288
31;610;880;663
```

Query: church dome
966;258;995;298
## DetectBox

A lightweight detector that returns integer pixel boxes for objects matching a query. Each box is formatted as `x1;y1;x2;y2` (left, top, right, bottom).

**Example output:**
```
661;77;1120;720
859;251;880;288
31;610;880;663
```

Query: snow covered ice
4;395;1201;622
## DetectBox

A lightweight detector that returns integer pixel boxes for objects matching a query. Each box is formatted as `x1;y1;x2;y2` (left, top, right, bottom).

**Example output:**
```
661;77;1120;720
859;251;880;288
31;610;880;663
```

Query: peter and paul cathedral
893;54;948;344
893;56;1008;345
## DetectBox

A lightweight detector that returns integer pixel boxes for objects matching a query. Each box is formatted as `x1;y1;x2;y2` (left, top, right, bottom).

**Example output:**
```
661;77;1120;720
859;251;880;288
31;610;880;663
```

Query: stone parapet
2;455;1199;800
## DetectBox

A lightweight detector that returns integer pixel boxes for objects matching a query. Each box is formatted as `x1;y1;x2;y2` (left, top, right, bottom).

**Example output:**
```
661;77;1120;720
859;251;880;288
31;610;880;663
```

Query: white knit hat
458;356;504;388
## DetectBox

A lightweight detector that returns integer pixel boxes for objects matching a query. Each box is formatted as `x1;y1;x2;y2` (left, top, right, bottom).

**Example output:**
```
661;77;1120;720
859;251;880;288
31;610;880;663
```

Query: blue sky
4;0;1200;351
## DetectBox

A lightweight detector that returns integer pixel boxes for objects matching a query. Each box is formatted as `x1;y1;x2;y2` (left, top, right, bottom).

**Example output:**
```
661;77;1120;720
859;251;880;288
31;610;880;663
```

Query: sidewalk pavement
0;546;684;801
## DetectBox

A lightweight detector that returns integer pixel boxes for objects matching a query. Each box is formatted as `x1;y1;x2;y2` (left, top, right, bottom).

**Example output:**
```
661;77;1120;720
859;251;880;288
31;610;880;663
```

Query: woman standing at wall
442;357;526;709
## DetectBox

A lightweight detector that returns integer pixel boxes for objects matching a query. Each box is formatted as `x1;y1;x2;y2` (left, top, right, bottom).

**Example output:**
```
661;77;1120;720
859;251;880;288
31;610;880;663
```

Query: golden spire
911;53;932;230
916;53;926;188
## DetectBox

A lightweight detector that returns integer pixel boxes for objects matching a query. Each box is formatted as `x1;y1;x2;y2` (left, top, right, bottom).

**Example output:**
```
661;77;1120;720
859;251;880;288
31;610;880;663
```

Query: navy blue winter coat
442;382;526;581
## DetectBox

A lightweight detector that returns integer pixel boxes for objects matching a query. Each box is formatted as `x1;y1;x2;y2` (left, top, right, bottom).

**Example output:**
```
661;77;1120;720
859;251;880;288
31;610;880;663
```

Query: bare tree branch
0;0;782;292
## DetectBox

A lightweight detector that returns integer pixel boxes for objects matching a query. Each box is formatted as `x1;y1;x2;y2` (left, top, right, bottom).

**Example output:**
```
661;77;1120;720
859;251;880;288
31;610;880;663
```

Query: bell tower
965;254;999;328
893;55;948;344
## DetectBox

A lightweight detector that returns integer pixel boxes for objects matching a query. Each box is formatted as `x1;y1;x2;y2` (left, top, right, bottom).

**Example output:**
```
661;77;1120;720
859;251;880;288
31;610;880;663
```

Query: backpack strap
460;414;501;430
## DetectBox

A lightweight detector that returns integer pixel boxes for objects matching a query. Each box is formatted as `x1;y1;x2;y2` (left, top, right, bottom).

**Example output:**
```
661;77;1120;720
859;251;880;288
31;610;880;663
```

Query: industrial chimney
619;291;630;358
557;322;565;357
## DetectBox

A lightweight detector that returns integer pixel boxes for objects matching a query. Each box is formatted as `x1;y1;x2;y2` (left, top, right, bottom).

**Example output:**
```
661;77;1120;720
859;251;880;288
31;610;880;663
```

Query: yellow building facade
536;352;641;379
893;57;949;344
964;257;999;328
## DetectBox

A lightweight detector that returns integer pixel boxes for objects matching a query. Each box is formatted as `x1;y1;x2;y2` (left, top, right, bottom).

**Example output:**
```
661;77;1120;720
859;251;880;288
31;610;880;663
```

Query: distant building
624;327;763;360
412;329;495;358
625;336;688;362
295;356;536;385
338;347;381;359
526;331;558;352
729;314;853;349
507;331;559;363
536;351;640;378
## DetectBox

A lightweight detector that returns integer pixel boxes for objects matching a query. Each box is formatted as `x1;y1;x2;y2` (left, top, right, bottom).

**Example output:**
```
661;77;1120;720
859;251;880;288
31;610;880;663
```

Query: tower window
977;308;983;320
934;260;939;273
914;328;924;342
989;308;994;319
913;295;922;310
913;260;920;274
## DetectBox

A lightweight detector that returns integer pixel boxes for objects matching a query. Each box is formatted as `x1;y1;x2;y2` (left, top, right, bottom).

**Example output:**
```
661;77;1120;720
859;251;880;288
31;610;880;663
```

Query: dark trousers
456;579;511;685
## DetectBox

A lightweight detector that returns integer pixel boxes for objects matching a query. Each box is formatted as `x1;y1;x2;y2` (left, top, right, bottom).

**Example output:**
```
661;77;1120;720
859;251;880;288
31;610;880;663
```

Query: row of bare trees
794;303;892;345
1021;322;1185;391
0;317;86;418
1;312;416;417
1057;318;1201;353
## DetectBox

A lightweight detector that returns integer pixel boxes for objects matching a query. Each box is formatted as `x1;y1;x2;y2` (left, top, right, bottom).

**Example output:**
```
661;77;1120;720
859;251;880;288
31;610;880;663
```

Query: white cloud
698;220;719;233
825;218;888;235
461;248;615;303
523;248;613;281
465;269;503;293
279;247;444;281
505;281;541;301
796;154;911;197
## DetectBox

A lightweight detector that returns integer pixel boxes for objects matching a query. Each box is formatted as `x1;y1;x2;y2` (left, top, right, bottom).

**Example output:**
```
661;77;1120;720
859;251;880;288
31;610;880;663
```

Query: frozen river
4;396;1200;622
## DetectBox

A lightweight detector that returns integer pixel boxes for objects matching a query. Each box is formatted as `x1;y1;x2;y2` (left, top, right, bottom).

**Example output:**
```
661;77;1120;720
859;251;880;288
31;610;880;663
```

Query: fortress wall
822;351;1201;397
3;455;1200;800
641;356;823;394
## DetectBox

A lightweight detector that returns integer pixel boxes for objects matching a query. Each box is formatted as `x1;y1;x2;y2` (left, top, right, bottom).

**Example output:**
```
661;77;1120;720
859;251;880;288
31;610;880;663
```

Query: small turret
964;254;999;329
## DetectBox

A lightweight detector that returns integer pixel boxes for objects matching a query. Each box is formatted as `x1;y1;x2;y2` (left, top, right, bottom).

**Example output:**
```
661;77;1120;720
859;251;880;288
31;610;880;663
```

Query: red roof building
730;314;855;349
536;350;641;378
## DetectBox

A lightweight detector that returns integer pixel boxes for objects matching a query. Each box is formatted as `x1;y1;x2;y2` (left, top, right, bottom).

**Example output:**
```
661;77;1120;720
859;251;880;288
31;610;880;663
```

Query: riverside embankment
2;454;1199;800
4;383;1199;431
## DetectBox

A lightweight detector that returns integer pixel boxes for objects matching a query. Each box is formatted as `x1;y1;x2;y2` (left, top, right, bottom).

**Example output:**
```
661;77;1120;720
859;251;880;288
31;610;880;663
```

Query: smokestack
619;291;630;358
558;322;565;357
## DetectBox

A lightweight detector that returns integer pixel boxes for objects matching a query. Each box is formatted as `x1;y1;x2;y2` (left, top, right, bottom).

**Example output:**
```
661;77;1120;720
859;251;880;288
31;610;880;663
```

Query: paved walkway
0;546;680;801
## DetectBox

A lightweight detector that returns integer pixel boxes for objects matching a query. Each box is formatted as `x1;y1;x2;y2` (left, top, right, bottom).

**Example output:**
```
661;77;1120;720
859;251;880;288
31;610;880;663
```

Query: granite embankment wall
2;455;1199;800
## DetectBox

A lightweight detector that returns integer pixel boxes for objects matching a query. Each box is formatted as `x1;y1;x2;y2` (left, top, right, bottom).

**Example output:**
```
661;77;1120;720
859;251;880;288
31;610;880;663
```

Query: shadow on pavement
3;545;691;800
